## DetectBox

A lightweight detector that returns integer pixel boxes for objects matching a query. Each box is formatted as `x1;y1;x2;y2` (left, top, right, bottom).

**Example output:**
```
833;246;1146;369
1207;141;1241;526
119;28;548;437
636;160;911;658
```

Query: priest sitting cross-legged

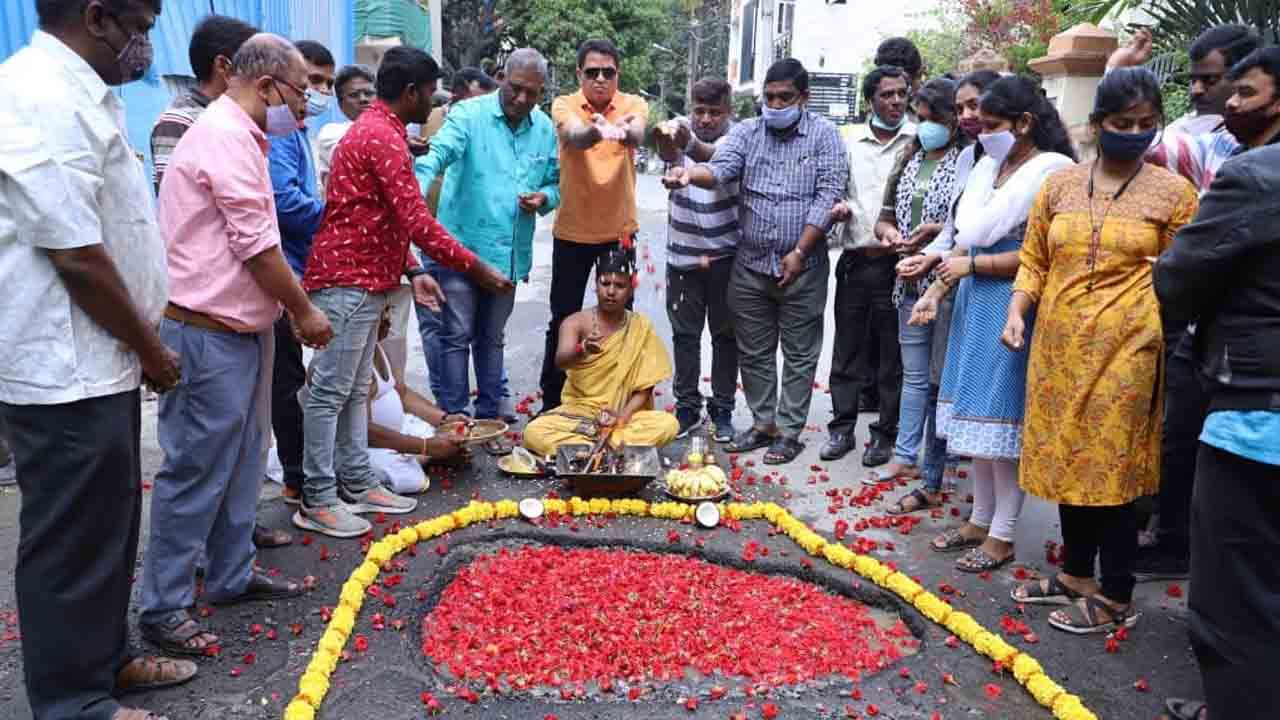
523;250;680;457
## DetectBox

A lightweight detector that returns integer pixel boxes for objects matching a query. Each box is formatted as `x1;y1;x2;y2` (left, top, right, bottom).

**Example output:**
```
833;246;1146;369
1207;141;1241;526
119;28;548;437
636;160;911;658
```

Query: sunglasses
583;67;617;81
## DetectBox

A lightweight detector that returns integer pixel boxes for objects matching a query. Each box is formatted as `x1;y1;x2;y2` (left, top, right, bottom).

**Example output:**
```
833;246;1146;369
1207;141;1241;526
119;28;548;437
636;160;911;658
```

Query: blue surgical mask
266;102;298;137
1098;127;1157;162
871;112;905;132
305;88;331;118
917;121;952;151
761;103;801;130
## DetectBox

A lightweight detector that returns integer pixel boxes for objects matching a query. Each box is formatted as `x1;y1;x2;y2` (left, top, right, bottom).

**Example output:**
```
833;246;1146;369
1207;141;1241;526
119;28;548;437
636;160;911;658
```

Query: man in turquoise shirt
414;48;560;423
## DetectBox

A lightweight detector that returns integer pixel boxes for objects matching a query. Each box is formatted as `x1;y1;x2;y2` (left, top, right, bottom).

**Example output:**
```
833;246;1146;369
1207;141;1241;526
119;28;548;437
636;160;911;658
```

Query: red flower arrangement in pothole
421;545;916;691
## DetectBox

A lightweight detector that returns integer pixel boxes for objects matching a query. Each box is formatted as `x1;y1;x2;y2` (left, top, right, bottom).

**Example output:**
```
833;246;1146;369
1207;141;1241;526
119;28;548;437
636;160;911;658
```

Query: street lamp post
652;43;677;117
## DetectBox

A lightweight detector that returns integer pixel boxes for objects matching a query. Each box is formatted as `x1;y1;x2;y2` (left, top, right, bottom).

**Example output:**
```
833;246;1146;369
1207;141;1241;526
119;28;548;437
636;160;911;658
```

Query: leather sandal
1011;575;1084;606
116;655;198;695
727;427;775;453
886;488;942;515
763;437;804;465
211;571;304;606
139;615;219;658
955;546;1015;573
1048;595;1141;635
931;527;983;553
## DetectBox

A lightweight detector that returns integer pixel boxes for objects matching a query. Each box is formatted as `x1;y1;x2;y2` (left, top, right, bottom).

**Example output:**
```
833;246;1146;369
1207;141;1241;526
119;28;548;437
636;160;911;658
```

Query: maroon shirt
304;101;476;293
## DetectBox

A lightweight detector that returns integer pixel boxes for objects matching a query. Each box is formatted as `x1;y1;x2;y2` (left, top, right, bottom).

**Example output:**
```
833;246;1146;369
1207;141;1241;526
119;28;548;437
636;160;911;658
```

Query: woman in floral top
866;78;965;489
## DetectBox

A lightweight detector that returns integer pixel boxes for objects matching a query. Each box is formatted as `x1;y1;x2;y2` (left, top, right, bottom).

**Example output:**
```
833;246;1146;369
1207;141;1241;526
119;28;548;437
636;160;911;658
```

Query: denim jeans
303;287;387;507
894;295;933;465
428;265;516;418
920;383;948;493
415;299;445;400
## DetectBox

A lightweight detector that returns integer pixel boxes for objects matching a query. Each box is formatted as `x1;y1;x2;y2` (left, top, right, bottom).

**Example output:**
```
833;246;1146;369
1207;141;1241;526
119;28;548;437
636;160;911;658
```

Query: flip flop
955;546;1015;573
1048;595;1141;636
211;572;304;606
1011;575;1084;606
886;488;942;515
931;527;983;553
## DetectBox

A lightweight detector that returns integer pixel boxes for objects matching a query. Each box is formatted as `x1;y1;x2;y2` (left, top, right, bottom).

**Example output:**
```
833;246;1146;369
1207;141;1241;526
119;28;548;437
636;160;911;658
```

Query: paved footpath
0;175;1199;719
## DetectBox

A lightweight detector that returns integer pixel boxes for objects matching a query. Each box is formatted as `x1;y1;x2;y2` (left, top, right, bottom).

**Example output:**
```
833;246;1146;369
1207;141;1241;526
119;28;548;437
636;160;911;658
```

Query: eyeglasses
270;75;307;99
583;67;617;81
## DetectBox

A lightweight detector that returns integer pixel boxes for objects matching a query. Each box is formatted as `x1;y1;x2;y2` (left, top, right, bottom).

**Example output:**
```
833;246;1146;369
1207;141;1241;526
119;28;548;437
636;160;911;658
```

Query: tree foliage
1066;0;1280;48
903;6;968;78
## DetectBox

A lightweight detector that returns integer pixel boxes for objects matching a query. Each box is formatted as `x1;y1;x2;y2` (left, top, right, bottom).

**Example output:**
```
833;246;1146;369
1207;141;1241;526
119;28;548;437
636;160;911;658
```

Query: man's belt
164;303;237;334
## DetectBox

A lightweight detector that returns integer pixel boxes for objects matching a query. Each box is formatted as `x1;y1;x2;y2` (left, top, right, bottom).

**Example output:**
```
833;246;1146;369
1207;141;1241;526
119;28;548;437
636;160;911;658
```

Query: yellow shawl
560;311;672;415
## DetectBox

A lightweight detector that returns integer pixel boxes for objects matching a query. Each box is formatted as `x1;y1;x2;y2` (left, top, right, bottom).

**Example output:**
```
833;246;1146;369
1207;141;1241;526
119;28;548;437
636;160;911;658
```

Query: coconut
695;501;720;529
518;498;544;521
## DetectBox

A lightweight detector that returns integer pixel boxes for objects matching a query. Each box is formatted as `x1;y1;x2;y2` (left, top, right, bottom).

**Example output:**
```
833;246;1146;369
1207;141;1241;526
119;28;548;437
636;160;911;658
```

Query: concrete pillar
1028;23;1118;156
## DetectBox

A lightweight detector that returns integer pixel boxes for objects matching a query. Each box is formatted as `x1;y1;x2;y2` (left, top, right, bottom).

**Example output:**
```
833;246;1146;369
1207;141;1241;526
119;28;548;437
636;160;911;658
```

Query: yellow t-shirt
550;90;648;243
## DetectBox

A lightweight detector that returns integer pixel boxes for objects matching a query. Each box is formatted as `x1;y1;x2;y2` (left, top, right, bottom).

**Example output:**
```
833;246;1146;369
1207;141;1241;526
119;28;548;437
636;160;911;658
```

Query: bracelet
405;266;427;280
970;255;977;276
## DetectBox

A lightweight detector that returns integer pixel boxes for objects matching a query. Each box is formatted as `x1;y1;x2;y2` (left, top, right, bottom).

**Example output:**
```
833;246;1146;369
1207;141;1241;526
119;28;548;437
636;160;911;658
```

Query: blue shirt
707;111;848;277
1201;411;1280;466
267;128;323;276
414;93;560;282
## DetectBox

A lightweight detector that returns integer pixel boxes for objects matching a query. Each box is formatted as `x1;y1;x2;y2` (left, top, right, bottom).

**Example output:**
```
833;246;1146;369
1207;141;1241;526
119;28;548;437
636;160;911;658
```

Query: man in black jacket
1153;46;1280;720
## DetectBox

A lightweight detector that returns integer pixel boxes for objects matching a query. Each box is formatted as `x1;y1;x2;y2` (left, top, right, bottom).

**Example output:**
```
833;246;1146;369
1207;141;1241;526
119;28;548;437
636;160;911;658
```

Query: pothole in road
416;539;918;704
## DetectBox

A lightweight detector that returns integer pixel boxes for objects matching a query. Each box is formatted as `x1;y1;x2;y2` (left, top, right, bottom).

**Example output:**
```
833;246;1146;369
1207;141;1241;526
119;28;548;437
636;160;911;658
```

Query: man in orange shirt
540;38;648;411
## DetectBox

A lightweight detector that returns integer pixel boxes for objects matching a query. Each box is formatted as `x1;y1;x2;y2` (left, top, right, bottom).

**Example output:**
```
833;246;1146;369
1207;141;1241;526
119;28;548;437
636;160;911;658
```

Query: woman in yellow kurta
524;251;679;457
1002;69;1199;636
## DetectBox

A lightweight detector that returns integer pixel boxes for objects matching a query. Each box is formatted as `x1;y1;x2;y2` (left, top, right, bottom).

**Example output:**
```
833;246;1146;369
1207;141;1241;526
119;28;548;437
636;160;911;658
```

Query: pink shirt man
159;94;283;332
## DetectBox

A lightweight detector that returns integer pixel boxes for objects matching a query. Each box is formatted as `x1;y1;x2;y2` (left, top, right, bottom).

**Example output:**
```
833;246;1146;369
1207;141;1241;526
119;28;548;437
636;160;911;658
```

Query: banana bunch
667;464;728;499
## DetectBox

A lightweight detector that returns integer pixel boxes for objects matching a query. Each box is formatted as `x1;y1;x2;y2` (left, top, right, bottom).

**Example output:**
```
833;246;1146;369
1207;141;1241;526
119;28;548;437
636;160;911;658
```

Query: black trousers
828;251;901;438
539;237;633;410
1059;502;1138;603
1;390;142;720
1189;444;1280;719
272;315;306;492
1157;330;1209;552
666;257;738;416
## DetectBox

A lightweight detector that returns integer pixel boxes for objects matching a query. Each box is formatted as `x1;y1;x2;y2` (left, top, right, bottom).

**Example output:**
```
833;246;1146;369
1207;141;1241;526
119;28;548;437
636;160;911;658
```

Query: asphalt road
0;173;1200;719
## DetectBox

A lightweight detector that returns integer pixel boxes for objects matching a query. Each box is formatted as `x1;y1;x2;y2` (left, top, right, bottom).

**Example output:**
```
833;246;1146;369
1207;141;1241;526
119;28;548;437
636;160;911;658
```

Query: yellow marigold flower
318;629;345;658
978;635;1019;664
495;499;520;518
912;592;952;624
971;630;1001;658
397;527;419;545
884;572;924;600
385;535;406;554
943;611;983;643
544;499;568;515
310;649;339;676
298;671;329;706
1026;673;1065;707
366;542;392;566
1012;654;1044;684
352;561;379;586
762;503;786;523
1052;693;1096;720
284;698;317;720
589;498;610;514
329;606;356;639
339;582;365;612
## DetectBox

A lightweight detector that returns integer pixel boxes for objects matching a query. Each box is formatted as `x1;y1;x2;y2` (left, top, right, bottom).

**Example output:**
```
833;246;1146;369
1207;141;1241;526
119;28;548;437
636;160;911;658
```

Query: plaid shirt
303;101;476;294
707;111;848;276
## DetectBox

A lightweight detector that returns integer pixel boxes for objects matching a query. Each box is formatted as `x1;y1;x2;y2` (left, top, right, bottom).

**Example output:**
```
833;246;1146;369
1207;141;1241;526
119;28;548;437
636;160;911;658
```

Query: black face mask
1098;127;1158;162
1225;102;1280;144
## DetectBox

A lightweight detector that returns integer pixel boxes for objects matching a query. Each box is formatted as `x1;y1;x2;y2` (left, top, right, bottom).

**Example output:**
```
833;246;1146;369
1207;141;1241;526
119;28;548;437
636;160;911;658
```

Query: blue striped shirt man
707;110;848;276
667;123;740;269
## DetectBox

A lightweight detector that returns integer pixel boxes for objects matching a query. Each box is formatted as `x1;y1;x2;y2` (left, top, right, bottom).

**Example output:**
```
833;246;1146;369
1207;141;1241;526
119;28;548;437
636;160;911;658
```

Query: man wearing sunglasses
541;38;649;412
141;32;334;661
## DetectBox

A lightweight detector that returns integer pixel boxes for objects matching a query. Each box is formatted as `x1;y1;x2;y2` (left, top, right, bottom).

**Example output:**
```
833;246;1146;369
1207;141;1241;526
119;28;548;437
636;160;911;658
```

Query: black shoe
1134;544;1189;582
709;411;735;443
675;409;704;439
862;435;892;467
820;432;855;461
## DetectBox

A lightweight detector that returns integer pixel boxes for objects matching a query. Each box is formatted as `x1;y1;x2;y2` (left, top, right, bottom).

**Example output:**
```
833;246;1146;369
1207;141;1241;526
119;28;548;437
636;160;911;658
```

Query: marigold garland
282;499;1098;720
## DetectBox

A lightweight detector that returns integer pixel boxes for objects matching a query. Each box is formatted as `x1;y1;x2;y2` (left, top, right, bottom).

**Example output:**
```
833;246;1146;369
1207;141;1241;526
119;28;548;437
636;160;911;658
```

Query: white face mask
978;129;1016;164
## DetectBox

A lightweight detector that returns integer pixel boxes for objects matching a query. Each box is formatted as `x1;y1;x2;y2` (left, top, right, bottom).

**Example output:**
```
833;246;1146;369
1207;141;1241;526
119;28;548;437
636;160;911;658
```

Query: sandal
252;525;293;548
139;615;219;658
863;464;921;486
1048;595;1140;636
763;437;804;465
211;571;304;606
956;546;1015;573
728;427;776;454
931;528;983;553
115;655;198;695
1011;575;1084;606
1165;698;1208;720
887;488;942;515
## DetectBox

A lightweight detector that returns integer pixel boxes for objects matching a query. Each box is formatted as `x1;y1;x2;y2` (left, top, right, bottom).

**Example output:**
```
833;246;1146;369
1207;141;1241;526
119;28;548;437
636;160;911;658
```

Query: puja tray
555;444;660;497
